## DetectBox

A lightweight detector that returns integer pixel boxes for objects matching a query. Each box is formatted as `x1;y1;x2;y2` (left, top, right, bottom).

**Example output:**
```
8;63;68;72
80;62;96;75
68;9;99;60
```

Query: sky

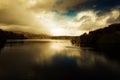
0;0;120;36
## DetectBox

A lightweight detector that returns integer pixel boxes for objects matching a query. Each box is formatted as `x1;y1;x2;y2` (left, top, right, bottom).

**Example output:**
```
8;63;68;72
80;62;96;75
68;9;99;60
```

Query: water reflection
0;39;120;80
35;41;81;65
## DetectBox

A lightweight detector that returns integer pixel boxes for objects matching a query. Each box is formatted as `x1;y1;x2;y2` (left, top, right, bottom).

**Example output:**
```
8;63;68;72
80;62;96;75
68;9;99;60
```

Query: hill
80;24;120;48
72;23;120;60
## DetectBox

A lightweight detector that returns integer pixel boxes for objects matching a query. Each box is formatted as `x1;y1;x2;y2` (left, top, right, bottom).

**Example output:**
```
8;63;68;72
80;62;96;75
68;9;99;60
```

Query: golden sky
0;0;120;36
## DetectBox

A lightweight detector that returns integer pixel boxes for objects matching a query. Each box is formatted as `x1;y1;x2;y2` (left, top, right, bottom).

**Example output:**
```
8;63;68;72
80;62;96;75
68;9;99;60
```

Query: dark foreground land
72;23;120;61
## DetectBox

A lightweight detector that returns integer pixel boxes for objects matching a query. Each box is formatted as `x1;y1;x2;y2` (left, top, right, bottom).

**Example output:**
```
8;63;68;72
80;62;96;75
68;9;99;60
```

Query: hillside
72;23;120;60
80;24;120;48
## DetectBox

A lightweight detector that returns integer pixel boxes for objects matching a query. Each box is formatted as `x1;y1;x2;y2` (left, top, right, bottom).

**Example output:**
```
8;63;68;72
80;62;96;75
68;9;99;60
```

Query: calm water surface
0;39;120;80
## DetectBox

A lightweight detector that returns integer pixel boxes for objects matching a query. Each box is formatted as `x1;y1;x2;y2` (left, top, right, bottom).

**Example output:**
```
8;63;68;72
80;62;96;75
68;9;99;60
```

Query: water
0;39;120;80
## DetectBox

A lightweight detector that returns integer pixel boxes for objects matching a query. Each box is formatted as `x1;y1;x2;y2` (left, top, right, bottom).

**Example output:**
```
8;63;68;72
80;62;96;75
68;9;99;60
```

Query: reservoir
0;39;120;80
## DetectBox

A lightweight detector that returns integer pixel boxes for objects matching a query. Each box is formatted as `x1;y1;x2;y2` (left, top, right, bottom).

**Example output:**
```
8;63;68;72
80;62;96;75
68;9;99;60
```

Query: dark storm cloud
54;0;91;13
73;0;120;14
54;0;120;15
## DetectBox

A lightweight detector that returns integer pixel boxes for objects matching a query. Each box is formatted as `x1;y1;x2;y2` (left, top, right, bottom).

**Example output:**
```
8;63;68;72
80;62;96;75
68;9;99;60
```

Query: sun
50;28;65;36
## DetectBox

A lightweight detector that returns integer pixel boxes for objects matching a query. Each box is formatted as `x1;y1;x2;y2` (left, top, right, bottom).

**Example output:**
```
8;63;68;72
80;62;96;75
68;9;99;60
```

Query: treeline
0;29;7;46
51;36;79;40
5;31;26;39
0;29;26;39
23;32;79;40
0;29;26;46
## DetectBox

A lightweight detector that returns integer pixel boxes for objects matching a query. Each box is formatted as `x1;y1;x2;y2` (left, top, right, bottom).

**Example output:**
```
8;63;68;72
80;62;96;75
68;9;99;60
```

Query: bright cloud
0;0;120;36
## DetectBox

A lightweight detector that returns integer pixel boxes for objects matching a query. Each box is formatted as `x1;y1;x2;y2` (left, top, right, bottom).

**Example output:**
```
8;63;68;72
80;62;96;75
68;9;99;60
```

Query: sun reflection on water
50;43;64;51
35;41;81;64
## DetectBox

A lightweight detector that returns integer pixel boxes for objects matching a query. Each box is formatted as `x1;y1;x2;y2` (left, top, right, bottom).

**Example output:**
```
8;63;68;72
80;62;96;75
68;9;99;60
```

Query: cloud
54;0;91;13
72;0;120;13
29;0;56;12
0;0;48;34
29;0;91;13
42;9;120;36
0;0;120;36
70;10;120;31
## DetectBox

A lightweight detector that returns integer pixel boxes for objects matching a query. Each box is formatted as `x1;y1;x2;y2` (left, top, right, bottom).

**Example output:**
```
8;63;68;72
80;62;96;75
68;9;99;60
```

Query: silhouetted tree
0;30;7;47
